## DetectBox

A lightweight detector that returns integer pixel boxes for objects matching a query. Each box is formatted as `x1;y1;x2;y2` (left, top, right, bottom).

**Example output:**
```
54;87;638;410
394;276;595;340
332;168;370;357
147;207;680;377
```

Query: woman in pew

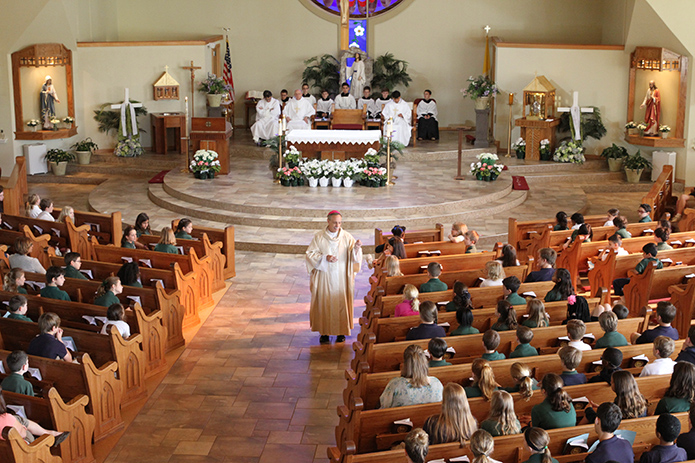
3;268;27;294
451;307;479;336
481;390;521;437
505;362;538;399
522;427;558;463
0;387;69;446
465;358;499;400
498;244;520;267
554;211;569;231
175;218;194;240
522;299;549;328
491;301;518;332
395;284;420;317
654;227;674;251
405;428;429;463
25;194;40;219
379;344;443;408
117;261;142;288
100;303;131;339
655;361;695;414
445;281;472;312
584;370;648;423
55;205;74;224
134;212;151;237
480;261;505;288
531;373;576;430
94;276;123;307
423;382;478;444
544;269;574;303
154;227;179;254
8;237;45;275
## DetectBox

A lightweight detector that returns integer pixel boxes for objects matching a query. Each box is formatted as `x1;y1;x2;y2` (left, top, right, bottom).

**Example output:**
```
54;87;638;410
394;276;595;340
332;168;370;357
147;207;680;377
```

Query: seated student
27;312;74;362
604;208;620;227
451;307;479;336
481;390;520;437
614;216;632;238
481;329;505;361
613;242;663;297
471;429;496;463
558;346;587;386
638;203;653;222
405;301;446;341
382;255;403;277
491;301;518;332
121;225;140;249
374;88;391;118
481;261;505;287
117;261;143;288
423;383;478;444
404;427;428;463
464;230;480;254
589;347;623;384
40;266;70;301
676;404;695;460
379;344;443;408
531;373;576;430
505;362;539;397
570;212;584;230
522;427;558;463
640;336;676;377
655;227;674;251
632;301;679;344
9;237;46;275
7;295;32;322
416;89;439;141
63;252;87;280
498;244;520;267
525;248;556;283
315;89;334;119
522;299;549;328
279;89;290;106
334;82;356;109
445;281;471;312
94;276;123;307
357;86;378;119
640;413;688;463
25;193;41;219
56;205;74;224
465;358;499;400
36;198;55;222
676;326;695;365
502;276;526;305
595;312;628;348
395;284;420;317
447;221;467;243
655;361;695;414
134;212;151;237
544;268;574;303
613;303;629;320
553;211;569;231
101;303;131;339
4;268;28;294
174;218;194;240
566;319;591;351
419;262;447;293
510;326;538;358
428;337;451;367
0;351;34;396
599;234;630;262
0;387;69;446
585;402;634;463
154;227;179;254
585;370;648;423
564;223;592;249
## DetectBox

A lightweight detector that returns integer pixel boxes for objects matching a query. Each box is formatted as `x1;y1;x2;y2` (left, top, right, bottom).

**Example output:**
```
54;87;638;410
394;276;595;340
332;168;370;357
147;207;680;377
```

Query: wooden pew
669;278;695;339
623;262;695;316
0;156;28;217
0;226;58;270
1;214;93;262
172;219;236;280
0;427;62;463
375;224;444;246
53;207;122;247
373;251;499;277
642;164;674;221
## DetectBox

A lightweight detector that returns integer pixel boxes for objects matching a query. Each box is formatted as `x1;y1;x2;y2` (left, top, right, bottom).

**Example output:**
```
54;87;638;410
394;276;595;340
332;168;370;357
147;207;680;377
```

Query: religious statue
40;75;60;129
340;0;351;25
339;48;373;96
640;80;660;136
349;53;366;99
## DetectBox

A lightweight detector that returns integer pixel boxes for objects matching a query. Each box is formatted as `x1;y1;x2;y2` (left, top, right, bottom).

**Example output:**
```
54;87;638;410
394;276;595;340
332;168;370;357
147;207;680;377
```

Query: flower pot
625;168;644;184
280;177;290;186
627;128;638;136
297;177;304;186
607;158;623;172
661;132;669;139
49;161;68;176
380;179;387;186
516;149;525;160
29;126;38;132
194;171;208;179
207;94;223;107
289;178;298;186
76;150;91;165
343;178;354;188
308;178;318;188
474;97;490;110
319;177;329;187
331;177;342;187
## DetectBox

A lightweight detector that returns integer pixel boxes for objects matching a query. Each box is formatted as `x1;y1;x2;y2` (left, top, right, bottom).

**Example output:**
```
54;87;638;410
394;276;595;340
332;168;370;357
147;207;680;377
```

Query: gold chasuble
306;227;362;336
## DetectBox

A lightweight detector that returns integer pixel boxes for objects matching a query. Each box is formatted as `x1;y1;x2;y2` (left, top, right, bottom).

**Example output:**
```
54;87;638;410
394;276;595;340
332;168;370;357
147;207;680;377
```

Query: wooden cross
110;88;143;136
182;60;202;116
558;91;594;141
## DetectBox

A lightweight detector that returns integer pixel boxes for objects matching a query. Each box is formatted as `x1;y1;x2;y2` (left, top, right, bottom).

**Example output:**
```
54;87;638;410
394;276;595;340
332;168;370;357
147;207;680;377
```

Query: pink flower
568;295;577;305
488;165;493;170
198;161;203;165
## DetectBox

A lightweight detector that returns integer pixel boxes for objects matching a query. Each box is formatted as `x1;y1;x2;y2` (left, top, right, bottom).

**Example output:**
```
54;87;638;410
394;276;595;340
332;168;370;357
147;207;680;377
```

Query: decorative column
475;108;490;148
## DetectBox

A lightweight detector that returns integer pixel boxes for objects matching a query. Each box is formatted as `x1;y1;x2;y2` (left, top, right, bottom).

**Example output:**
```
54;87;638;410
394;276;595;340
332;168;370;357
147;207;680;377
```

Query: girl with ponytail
465;358;499;400
470;429;495;463
405;428;429;463
481;390;521;436
531;373;576;430
395;284;420;317
522;427;558;463
505;362;538;401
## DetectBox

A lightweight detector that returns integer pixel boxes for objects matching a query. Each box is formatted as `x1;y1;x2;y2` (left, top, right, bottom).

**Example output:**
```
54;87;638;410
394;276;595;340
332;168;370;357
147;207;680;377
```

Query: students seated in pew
117;261;142;288
481;390;520;437
55;206;74;224
465;230;480;254
4;268;27;294
655;227;674;251
498;244;520;267
395;284;420;317
480;261;505;288
631;302;678;344
585;402;634;463
0;387;69;446
639;203;653;223
404;428;428;463
655;362;695;414
445;281;472;312
558;346;587;386
121;225;141;250
640;413;688;463
505;362;539;397
379;344;443;408
375;225;406;254
40;266;70;301
419;262;447;293
531;373;576;430
595;312;628;348
641;336;676;377
7;295;32;322
428;338;451;367
471;429;495;463
553;211;569;231
543;269;574;303
614;216;632;238
451;307;478;336
36;198;54;222
63;252;87;280
599;234;630;262
525;248;556;283
566;319;591;351
27;313;74;362
588;347;623;384
0;351;34;396
384;255;403;277
510;326;538;359
134;212;151;237
522;299;549;328
523;428;559;463
9;237;45;275
492;301;518;332
175;218;194;240
482;330;505;361
100;303;131;339
604;208;620;227
676;404;695;459
502;277;525;305
675;326;695;365
25;193;40;219
154;227;179;254
423;382;478;444
94;276;123;307
406;301;446;341
585;370;648;423
570;212;584;230
465;358;499;399
447;221;467;243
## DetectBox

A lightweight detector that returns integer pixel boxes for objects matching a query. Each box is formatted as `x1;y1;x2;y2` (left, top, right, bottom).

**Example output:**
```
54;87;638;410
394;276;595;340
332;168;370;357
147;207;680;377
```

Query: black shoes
336;335;346;343
319;335;330;344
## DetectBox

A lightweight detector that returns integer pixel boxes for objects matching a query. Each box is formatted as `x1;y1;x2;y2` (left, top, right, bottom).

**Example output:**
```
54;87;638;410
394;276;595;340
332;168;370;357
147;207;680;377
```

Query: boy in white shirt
604;208;620;227
639;335;676;377
567;319;592;351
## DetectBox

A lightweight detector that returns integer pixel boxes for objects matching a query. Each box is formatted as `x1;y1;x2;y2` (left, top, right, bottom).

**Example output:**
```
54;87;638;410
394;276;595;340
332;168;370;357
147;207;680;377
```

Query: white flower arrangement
190;149;221;173
636;122;647;131
511;138;526;149
26;119;40;127
659;125;671;133
540;139;550;147
63;116;75;124
552;140;585;164
50;117;61;125
625;121;637;129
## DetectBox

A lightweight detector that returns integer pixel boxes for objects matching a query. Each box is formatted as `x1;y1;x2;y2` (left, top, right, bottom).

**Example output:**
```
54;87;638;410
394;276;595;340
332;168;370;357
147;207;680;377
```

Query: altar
285;129;380;160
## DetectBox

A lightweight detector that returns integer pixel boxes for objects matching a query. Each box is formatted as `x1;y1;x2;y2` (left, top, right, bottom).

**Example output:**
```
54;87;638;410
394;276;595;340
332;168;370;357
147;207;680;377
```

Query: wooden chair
331;107;367;130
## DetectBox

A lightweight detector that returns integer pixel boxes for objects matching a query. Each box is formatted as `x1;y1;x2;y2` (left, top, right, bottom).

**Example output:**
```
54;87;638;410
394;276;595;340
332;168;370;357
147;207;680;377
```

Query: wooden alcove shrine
12;43;77;140
625;46;688;148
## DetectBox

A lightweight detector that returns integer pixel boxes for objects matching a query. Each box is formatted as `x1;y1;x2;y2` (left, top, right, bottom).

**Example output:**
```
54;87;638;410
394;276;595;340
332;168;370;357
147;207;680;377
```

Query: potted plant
331;162;344;187
342;159;361;188
625;121;637;136
553;140;585;164
659;125;671;139
26;119;40;132
63;116;75;129
198;73;231;108
636;122;647;136
539;139;551;161
511;138;526;159
319;161;332;187
44;148;75;176
71;137;99;165
624;150;651;183
600;143;628;172
300;159;322;187
189;149;222;179
283;145;302;168
461;75;499;110
302;54;341;96
470;153;504;181
50;118;61;131
371;53;412;94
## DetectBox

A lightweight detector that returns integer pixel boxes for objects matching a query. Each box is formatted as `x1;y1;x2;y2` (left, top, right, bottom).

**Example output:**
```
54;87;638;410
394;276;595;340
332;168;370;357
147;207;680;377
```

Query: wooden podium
514;117;560;161
151;112;186;155
190;117;232;175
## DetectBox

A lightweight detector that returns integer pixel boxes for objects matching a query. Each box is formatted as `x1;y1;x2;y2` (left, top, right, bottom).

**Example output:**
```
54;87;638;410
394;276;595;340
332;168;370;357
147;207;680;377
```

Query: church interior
2;1;695;463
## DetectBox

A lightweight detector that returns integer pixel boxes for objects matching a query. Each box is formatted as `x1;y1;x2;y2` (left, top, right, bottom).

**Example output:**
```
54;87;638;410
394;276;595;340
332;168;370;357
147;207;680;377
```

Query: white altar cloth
286;129;381;145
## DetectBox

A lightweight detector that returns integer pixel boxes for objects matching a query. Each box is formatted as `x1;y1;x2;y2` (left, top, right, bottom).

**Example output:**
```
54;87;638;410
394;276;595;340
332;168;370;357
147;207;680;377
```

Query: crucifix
558;91;594;141
110;88;143;136
182;60;202;116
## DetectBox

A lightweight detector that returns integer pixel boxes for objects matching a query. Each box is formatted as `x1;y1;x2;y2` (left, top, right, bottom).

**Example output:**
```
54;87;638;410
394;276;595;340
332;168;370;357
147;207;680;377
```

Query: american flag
223;37;235;102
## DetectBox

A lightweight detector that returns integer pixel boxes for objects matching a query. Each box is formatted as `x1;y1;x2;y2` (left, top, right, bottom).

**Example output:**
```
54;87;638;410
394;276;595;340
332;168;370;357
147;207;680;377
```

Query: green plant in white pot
623;150;651;183
71;137;99;165
600;143;628;172
44;148;75;176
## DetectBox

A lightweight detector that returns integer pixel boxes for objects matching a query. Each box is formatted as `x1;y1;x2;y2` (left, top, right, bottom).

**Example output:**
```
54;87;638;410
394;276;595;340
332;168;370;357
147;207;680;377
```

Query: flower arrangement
364;147;380;167
198;73;232;95
553;140;585;164
659;125;671;133
63;116;74;124
636;122;647;133
190;149;222;175
26;119;40;127
115;138;144;157
511;137;526;159
461;75;499;100
50;117;61;130
360;166;388;187
470;153;504;181
277;166;304;186
45;148;75;163
283;145;303;167
539;139;551;161
625;121;637;129
299;159;323;179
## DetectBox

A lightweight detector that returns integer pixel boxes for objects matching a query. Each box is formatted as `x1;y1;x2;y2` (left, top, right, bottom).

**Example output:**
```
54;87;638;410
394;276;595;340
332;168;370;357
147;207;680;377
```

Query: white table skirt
286;129;381;145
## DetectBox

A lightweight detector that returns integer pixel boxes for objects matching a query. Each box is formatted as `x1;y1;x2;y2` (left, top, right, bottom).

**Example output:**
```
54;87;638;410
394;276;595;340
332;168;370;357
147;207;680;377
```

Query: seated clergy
335;82;356;110
283;89;315;132
357;86;379;119
382;90;412;146
315;89;334;119
251;90;281;144
417;89;439;140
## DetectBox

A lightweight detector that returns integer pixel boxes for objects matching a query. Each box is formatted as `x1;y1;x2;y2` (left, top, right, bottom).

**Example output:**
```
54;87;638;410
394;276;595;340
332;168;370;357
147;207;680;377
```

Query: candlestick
508;93;514;105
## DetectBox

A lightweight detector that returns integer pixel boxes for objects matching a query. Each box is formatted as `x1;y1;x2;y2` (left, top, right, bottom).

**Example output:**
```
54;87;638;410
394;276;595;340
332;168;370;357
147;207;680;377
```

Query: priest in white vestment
284;89;315;132
382;90;412;146
306;211;362;343
251;90;281;143
334;82;357;110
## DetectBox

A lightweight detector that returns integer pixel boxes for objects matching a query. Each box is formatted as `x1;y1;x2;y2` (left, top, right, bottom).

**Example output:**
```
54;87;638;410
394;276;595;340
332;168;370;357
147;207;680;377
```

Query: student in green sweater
594;312;628;348
134;212;151;237
505;362;539;397
613;243;662;297
654;227;673;251
544;268;575;303
522;427;559;463
93;276;123;307
464;358;499;399
509;326;539;358
531;373;577;430
40;266;70;301
464;230;479;254
419;262;447;293
428;338;452;368
450;307;479;336
0;351;34;396
655;361;695;414
502;276;526;305
63;252;87;280
175;218;194;240
121;225;138;249
117;261;143;288
613;216;632;239
7;295;32;322
481;329;505;361
480;390;521;437
491;301;518;332
4;268;28;295
638;203;652;223
522;299;550;328
154;227;180;254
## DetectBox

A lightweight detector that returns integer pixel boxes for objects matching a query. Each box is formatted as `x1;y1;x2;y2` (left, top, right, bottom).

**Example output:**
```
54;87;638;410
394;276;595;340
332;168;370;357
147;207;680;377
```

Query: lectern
190;117;232;175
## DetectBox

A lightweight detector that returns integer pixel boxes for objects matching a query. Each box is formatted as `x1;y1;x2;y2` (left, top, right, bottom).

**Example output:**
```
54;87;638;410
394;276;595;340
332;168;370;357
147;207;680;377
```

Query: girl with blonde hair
56;206;75;224
522;427;558;463
465;358;499;400
25;194;40;218
523;299;549;328
395;284;420;317
154;227;179;254
470;429;495;463
505;362;537;401
379;345;443;408
385;255;403;277
423;383;478;444
480;261;505;287
481;390;521;436
405;428;429;463
448;222;468;243
4;268;27;294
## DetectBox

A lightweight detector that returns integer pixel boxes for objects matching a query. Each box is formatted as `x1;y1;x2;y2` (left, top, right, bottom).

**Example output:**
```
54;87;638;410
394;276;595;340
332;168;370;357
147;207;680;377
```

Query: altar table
285;129;381;160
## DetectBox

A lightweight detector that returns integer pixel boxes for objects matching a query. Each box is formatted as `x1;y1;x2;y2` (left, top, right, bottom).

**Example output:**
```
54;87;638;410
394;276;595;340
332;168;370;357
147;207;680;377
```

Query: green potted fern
600;143;628;172
623;150;651;183
302;54;340;96
71;137;99;165
371;53;412;92
44;148;75;176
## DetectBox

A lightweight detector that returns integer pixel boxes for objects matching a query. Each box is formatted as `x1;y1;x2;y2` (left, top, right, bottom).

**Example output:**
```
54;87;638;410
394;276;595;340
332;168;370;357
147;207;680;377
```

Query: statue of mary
40;76;60;129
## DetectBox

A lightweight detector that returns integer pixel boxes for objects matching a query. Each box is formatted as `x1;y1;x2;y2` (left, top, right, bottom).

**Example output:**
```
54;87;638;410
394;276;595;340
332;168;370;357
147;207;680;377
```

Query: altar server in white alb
315;89;334;120
382;90;412;146
374;88;391;119
301;83;317;106
357;86;378;119
284;89;316;132
417;89;439;141
334;82;356;110
251;90;281;144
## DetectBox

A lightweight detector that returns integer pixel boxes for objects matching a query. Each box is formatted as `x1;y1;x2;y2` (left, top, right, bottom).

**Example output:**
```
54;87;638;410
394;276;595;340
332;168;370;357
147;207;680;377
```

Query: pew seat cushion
379;376;443;409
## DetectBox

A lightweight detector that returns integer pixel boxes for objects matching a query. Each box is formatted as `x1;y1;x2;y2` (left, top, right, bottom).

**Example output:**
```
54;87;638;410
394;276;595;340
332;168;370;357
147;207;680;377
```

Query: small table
151;112;186;155
286;129;381;160
514;117;560;161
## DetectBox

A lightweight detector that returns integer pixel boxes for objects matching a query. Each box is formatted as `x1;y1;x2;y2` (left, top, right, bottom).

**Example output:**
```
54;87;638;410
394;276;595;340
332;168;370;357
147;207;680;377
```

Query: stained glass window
311;0;404;18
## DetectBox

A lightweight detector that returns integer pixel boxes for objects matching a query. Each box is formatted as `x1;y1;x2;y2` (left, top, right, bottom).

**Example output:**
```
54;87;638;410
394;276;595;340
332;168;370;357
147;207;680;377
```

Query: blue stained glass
310;0;404;18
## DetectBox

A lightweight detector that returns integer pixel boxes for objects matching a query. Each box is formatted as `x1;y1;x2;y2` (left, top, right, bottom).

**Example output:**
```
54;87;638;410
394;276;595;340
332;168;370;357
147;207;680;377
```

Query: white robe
357;97;377;117
283;97;315;131
335;93;356;110
251;98;281;142
349;60;366;100
316;98;334;117
374;98;390;117
417;99;438;121
302;94;317;106
383;99;412;146
306;228;362;336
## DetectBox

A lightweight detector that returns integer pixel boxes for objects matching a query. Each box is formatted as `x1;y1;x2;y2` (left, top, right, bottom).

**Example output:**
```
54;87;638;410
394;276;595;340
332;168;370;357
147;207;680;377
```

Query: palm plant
371;53;411;91
302;54;340;95
557;106;606;142
93;101;148;135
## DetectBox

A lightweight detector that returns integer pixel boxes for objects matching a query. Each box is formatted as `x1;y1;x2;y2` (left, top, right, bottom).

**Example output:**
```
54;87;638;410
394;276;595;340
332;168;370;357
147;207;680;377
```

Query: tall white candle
185;96;189;136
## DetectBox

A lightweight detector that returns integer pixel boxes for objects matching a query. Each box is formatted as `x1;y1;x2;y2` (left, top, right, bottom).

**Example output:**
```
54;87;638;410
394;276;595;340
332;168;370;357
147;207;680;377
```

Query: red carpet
148;170;170;184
